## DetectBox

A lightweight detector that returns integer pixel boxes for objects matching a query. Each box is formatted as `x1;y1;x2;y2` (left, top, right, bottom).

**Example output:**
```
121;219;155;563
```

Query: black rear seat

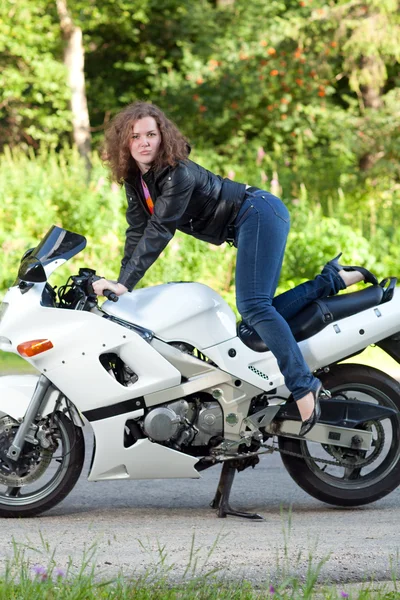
238;283;391;353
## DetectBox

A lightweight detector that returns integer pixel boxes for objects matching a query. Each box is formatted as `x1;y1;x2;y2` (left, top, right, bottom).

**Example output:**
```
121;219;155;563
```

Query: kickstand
210;461;264;520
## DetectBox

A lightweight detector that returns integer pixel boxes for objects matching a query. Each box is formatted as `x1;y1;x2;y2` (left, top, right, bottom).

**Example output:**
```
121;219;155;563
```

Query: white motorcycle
0;225;400;520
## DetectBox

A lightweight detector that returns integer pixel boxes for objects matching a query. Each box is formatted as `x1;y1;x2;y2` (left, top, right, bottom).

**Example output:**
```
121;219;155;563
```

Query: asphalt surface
2;427;400;586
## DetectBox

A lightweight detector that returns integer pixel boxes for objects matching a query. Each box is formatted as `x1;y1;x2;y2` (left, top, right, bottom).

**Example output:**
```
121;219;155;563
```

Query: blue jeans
234;190;345;401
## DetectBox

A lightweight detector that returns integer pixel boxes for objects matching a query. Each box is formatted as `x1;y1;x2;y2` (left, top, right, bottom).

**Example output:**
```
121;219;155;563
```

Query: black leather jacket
118;159;246;290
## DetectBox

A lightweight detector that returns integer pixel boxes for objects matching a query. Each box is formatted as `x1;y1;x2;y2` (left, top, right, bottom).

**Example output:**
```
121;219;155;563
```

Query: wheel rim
0;415;73;507
300;382;400;490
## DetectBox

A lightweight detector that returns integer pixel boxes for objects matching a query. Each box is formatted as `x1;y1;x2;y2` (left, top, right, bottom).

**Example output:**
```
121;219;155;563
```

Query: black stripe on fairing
83;397;146;421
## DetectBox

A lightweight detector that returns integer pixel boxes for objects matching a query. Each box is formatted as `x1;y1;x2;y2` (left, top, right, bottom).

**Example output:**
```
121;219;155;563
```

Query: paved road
2;427;400;586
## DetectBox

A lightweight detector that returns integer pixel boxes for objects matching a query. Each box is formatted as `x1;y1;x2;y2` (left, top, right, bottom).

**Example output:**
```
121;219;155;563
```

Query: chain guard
0;416;53;487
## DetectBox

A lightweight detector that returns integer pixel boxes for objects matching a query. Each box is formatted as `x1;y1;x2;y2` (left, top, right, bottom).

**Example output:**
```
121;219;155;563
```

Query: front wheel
279;364;400;507
0;411;85;517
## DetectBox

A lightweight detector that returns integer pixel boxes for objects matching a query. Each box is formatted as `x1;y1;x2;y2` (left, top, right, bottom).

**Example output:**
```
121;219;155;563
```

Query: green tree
0;0;71;149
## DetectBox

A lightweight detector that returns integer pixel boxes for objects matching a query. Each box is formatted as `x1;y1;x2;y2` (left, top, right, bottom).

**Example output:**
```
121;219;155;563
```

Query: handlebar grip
104;289;119;302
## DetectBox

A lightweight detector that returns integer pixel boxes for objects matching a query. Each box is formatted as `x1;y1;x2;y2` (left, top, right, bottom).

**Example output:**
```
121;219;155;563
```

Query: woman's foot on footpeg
297;383;330;437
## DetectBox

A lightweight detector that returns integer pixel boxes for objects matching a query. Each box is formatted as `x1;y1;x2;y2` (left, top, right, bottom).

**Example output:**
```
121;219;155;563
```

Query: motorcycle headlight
0;302;9;324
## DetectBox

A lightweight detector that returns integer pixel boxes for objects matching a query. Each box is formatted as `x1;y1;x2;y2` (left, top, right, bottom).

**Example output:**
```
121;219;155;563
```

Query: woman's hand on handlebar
92;279;128;297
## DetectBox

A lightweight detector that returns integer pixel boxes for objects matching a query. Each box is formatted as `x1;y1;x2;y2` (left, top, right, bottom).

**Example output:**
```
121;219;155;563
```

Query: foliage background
1;0;399;308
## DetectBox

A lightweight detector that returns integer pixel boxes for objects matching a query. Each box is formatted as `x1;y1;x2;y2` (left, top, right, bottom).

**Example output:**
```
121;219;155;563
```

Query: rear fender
0;374;83;426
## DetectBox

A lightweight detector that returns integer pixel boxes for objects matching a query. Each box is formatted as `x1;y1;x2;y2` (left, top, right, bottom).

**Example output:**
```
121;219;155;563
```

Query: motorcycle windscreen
18;226;87;282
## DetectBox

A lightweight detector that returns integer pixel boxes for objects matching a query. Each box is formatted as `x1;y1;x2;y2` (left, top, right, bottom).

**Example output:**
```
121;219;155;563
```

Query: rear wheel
0;411;85;517
279;364;400;506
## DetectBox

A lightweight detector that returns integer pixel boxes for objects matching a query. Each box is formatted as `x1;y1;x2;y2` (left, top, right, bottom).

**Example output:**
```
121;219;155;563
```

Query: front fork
7;374;52;462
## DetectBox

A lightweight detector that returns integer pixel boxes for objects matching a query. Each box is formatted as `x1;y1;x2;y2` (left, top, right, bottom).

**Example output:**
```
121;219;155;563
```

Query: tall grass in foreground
1;527;400;599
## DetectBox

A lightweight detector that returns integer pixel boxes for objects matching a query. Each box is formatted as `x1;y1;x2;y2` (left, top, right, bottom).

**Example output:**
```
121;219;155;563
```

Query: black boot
326;252;378;286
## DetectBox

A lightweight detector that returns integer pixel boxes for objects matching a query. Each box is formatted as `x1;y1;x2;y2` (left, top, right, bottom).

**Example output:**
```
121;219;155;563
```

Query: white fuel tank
101;282;237;349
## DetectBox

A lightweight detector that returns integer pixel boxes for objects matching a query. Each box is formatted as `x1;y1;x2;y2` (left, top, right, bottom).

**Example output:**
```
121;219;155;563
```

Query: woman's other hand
92;278;128;297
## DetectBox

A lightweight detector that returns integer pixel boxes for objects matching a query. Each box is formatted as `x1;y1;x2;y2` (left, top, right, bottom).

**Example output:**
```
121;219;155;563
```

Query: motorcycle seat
238;284;385;353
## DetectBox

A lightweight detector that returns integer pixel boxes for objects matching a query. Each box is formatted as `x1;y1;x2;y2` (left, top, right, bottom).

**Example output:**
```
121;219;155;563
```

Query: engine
141;397;223;449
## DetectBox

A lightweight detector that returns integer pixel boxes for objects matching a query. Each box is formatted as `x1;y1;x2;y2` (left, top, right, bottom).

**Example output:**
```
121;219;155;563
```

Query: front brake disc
0;416;52;487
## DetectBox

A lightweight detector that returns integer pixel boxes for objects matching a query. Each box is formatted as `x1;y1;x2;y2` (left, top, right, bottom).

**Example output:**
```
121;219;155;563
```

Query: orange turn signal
17;339;54;357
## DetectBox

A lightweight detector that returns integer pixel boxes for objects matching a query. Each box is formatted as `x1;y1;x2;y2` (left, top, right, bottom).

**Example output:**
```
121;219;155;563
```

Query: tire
0;412;85;517
279;363;400;507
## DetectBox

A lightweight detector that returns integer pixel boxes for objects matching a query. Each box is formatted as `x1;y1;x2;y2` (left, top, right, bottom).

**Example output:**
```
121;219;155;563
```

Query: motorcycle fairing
0;287;182;413
88;416;200;481
102;282;237;349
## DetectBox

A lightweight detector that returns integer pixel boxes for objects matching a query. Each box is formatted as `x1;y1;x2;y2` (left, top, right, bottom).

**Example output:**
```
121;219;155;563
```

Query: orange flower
310;70;317;78
260;40;268;47
196;77;204;85
208;59;219;71
270;69;279;76
290;131;297;137
318;90;325;97
267;47;276;55
192;94;200;101
331;41;337;48
239;52;249;60
295;78;303;86
267;105;274;111
231;101;239;109
281;98;290;104
281;114;288;120
299;0;306;6
199;105;207;112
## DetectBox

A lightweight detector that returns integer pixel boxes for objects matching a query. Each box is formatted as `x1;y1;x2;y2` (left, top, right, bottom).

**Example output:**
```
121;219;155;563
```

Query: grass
0;351;37;373
1;534;400;600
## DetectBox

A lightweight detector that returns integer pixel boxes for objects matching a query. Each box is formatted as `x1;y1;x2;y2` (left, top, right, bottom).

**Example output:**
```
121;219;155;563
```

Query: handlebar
104;289;119;302
89;275;119;302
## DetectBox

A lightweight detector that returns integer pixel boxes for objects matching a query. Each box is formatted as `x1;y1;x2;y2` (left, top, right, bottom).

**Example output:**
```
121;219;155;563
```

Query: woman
93;101;377;435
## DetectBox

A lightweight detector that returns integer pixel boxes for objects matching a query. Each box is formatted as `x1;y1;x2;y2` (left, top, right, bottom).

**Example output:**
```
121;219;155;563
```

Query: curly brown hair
103;102;190;183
